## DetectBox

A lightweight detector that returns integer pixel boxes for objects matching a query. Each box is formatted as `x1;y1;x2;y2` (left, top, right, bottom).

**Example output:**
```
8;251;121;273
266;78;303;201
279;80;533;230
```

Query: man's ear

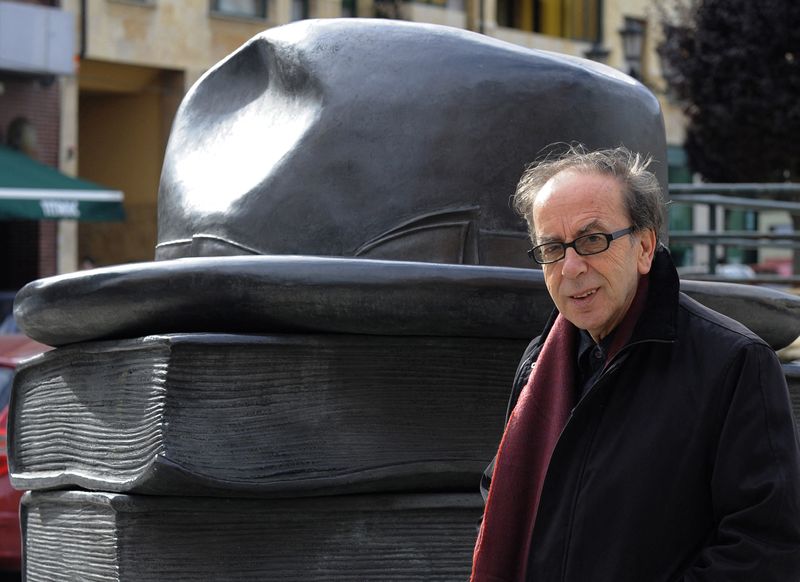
637;229;657;275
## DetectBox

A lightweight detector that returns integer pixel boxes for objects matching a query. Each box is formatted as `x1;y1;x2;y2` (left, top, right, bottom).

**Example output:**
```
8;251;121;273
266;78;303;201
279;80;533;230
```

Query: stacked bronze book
9;259;541;580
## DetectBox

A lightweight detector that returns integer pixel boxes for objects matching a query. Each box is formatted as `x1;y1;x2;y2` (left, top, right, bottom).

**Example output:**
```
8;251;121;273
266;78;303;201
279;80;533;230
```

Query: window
724;209;759;266
497;0;600;43
0;367;13;410
210;0;268;19
667;146;693;267
341;0;356;16
291;0;309;20
413;0;462;8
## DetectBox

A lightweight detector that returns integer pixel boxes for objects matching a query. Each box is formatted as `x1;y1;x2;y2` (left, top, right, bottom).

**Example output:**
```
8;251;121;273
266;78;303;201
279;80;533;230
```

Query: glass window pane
341;0;356;17
0;367;13;410
211;0;268;18
291;0;309;20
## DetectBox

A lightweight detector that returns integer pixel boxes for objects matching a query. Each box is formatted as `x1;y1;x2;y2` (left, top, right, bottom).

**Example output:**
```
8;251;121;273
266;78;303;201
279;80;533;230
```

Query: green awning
0;145;125;221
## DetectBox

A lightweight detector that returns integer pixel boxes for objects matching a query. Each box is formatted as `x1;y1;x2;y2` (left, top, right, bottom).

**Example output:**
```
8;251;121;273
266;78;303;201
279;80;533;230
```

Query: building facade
1;0;688;286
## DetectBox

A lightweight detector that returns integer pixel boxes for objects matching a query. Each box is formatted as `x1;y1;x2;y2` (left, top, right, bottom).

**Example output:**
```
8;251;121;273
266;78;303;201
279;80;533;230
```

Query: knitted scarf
470;276;649;582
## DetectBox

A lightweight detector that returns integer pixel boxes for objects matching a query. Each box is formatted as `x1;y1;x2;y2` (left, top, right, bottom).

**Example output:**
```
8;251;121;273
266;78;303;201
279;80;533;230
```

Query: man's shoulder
677;291;767;349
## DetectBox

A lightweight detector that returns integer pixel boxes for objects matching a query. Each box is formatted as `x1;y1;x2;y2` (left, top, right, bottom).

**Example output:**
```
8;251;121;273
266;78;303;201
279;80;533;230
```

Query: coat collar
630;245;679;344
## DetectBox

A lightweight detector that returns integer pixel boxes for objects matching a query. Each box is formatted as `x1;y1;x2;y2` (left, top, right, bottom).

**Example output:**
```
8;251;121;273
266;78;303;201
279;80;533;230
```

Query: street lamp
619;17;645;79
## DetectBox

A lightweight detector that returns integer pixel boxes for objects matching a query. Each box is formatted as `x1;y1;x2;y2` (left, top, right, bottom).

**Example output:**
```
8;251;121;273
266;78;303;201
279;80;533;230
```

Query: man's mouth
571;288;597;300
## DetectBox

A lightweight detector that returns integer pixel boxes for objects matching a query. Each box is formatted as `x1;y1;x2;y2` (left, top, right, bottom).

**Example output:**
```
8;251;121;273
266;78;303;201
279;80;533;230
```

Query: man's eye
542;243;563;255
583;234;604;244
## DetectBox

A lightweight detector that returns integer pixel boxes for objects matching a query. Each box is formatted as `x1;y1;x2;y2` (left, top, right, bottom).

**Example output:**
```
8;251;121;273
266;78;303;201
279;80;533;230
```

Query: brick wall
0;75;62;287
0;76;61;167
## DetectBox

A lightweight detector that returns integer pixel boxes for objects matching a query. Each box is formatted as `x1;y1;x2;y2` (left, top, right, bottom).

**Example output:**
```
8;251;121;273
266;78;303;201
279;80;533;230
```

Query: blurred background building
0;0;689;306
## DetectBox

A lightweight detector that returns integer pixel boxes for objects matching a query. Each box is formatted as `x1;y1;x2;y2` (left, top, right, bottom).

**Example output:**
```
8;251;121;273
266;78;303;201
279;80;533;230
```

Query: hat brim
14;255;800;349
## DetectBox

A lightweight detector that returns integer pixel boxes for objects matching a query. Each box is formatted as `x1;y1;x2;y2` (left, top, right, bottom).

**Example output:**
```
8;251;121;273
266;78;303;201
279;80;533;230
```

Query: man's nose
561;247;587;278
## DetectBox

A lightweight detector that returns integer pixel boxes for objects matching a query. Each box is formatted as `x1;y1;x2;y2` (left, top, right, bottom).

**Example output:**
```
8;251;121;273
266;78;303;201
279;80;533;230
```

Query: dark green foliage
658;0;800;182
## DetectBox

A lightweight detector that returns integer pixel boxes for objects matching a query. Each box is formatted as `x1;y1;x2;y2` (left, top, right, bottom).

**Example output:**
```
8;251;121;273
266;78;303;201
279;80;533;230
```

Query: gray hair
513;144;666;243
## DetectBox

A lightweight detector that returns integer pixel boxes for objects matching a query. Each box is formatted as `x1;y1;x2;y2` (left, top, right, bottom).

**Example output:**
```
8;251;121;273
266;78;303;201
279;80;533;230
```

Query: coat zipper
553;336;675;582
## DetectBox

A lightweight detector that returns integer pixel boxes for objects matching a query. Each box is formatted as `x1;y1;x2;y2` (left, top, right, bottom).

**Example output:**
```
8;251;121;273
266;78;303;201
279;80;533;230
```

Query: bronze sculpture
10;19;800;581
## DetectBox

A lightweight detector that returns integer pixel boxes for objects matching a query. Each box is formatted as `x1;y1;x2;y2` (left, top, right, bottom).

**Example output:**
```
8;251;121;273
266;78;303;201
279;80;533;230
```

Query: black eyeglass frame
527;226;635;265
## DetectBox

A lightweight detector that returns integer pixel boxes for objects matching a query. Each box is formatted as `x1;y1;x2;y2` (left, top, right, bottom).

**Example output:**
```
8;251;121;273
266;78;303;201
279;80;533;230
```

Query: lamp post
619;17;645;79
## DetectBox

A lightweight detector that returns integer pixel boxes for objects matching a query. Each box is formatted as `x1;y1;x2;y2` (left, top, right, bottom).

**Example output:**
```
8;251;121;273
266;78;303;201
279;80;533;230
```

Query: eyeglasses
527;226;635;265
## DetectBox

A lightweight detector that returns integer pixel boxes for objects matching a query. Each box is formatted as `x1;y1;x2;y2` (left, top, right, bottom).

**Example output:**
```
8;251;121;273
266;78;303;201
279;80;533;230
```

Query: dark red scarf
471;276;649;582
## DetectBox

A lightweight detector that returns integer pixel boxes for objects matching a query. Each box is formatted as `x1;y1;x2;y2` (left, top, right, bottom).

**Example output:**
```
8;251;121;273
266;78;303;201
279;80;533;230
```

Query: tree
657;0;800;183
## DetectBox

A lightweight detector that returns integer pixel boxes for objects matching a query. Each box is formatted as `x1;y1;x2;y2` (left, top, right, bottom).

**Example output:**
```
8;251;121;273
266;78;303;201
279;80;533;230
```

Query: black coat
481;250;800;581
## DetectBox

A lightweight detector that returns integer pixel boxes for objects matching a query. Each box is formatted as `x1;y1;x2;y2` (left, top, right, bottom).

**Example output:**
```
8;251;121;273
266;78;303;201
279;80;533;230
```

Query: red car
0;335;49;574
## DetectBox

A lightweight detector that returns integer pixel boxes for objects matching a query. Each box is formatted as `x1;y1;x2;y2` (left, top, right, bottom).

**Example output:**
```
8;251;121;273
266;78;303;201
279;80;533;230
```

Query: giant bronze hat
155;18;666;266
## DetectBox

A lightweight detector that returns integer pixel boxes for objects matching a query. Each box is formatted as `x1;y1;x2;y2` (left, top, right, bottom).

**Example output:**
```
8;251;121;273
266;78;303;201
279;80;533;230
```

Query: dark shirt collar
577;328;615;363
576;323;619;398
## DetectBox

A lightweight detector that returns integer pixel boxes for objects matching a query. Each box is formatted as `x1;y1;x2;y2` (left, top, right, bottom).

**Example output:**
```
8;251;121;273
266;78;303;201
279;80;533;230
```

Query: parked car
0;336;49;574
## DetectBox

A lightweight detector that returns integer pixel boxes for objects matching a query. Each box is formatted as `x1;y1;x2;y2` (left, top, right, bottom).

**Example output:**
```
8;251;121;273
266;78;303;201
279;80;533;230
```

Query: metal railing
668;183;800;284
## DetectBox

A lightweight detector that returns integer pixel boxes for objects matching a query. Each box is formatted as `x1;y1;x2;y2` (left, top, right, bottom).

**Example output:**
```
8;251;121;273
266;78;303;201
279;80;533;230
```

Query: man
471;146;800;581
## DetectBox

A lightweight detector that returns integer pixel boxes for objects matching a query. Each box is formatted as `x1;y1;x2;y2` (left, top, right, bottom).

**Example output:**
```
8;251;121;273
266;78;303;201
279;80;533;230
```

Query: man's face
531;170;656;342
